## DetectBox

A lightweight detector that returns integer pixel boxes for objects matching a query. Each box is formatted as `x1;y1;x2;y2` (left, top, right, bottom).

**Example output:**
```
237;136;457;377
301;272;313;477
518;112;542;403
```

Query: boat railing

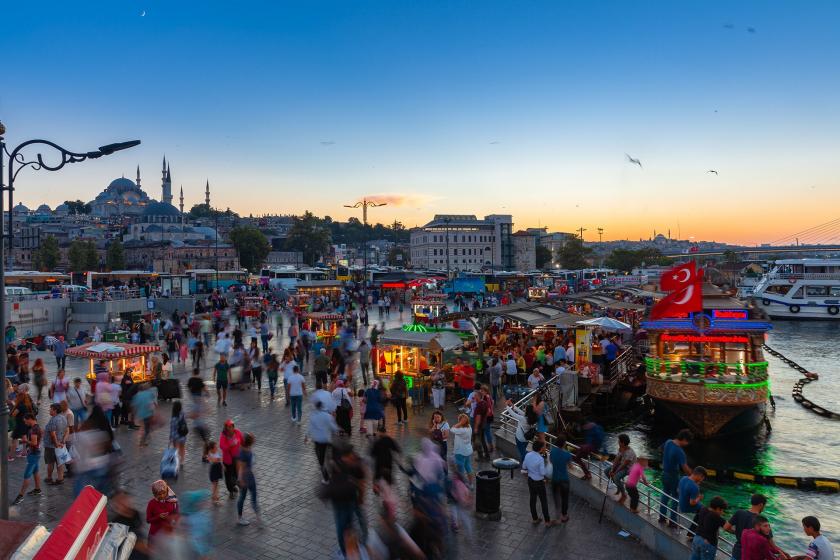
644;357;769;382
606;347;635;384
497;385;736;559
768;272;840;281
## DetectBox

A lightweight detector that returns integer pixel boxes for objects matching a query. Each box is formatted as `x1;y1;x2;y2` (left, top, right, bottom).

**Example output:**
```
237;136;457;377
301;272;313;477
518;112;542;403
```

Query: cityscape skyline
3;0;839;244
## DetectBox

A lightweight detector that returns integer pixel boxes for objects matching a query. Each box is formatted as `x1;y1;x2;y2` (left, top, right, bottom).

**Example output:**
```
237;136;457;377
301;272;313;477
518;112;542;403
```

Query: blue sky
2;0;839;243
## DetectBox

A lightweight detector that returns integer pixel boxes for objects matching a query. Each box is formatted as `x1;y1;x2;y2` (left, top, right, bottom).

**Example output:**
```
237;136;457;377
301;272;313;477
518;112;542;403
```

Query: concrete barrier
70;298;148;337
5;298;69;338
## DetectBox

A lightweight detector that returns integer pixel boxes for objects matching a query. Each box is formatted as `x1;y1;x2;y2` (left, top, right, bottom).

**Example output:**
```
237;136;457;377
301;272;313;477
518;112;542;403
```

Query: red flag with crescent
650;283;703;319
660;262;700;292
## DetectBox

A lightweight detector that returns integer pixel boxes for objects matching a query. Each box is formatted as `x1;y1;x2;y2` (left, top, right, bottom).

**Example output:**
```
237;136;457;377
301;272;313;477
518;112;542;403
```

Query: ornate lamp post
0;121;139;519
343;199;386;297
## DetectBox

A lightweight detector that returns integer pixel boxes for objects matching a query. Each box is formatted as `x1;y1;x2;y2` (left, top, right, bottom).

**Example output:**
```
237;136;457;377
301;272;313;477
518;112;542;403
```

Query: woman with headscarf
362;379;386;436
146;480;179;547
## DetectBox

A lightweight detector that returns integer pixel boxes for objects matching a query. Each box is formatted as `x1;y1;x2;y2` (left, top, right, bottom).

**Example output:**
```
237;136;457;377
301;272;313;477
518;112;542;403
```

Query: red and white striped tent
66;342;160;359
303;312;344;321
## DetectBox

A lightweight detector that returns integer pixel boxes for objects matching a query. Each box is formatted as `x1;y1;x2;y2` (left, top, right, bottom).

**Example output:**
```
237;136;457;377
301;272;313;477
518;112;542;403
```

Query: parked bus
84;271;159;290
5;271;70;295
187;269;249;293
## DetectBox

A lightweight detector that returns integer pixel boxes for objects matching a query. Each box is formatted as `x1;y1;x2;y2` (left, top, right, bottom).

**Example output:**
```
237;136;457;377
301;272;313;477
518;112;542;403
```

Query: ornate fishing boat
642;285;772;438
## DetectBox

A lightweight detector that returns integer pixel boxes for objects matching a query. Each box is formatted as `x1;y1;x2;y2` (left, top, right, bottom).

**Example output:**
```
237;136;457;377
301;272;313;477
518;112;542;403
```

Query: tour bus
84;271;159;290
259;266;330;290
187;269;249;293
4;271;70;296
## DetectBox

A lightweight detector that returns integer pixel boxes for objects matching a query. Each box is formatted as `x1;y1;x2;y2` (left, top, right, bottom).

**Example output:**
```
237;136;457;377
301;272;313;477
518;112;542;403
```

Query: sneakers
12;495;24;505
27;488;42;496
237;518;250;526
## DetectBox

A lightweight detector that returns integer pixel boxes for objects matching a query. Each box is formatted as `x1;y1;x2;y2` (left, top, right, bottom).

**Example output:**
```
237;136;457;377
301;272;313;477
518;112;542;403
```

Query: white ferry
751;259;840;319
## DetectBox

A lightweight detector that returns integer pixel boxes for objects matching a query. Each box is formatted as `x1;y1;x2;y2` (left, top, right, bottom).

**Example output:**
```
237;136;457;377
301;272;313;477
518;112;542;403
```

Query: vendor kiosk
303;312;344;347
411;298;449;323
296;280;343;302
66;342;159;384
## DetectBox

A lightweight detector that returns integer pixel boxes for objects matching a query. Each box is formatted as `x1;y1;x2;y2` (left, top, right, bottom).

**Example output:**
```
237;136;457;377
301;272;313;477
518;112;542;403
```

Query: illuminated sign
661;334;749;344
712;309;749;320
382;282;407;289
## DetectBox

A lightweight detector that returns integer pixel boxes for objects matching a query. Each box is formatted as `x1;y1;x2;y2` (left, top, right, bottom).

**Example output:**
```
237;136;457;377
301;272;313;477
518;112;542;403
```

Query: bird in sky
747;27;756;33
723;23;734;29
320;141;336;146
489;140;501;145
625;153;642;168
707;170;719;175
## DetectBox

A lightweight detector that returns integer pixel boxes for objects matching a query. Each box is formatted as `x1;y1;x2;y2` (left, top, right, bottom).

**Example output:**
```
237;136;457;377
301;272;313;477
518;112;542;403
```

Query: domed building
35;204;52;215
12;202;30;215
90;171;151;217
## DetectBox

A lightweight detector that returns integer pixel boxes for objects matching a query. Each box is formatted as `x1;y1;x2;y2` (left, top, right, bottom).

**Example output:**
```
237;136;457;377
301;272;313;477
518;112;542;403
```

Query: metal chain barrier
763;343;840;420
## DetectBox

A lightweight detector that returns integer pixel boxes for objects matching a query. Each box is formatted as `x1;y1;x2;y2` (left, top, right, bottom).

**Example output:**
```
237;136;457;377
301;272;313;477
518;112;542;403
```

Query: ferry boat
642;285;772;438
751;259;840;320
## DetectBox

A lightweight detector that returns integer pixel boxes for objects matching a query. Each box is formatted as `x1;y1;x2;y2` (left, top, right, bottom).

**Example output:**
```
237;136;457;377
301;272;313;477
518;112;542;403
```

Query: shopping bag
56;446;72;466
160;447;179;480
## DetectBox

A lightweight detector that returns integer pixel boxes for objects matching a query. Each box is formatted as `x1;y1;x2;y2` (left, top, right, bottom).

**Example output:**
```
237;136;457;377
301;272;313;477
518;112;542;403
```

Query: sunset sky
3;0;839;245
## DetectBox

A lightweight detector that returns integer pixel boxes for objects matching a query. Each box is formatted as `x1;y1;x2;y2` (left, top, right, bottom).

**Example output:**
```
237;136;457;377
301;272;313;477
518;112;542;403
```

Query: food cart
528;286;549;301
411;297;449;323
66;342;159;385
374;330;463;405
240;295;263;318
296;280;343;302
303;312;344;347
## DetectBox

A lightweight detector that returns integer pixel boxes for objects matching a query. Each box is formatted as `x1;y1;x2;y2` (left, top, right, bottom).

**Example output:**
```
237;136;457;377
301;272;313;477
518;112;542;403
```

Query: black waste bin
475;470;501;515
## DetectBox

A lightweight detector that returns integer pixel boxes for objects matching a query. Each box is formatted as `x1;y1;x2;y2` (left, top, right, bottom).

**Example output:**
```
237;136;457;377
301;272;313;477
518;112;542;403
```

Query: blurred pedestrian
43;403;68;486
323;443;368;557
132;382;157;447
236;432;261;526
220;420;243;500
450;413;474;487
307;399;339;483
146;480;179;549
11;413;42;505
169;401;188;467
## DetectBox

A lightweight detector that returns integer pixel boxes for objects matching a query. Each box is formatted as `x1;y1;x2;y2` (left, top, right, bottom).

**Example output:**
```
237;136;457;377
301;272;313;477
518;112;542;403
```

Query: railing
768;272;840;280
69;288;145;302
606;347;635;384
497;381;736;560
644;358;769;382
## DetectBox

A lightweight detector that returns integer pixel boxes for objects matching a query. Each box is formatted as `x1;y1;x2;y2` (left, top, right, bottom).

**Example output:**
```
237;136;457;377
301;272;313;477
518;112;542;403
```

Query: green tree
284;211;332;266
556;237;592;270
604;248;670;272
722;250;739;264
84;241;99;271
229;225;271;272
535;245;553;269
387;247;409;266
106;238;126;270
64;200;92;215
68;240;88;273
35;235;61;271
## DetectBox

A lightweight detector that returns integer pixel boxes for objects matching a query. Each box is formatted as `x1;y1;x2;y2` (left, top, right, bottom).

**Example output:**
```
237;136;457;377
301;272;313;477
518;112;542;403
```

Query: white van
5;286;33;296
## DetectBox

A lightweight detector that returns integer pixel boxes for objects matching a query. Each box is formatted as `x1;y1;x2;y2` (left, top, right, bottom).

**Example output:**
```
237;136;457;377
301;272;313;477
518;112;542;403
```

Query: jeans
528;478;550;522
659;471;679;522
483;418;494;447
612;466;629;494
290;395;303;421
315;442;331;480
551;480;570;517
333;502;368;555
260;335;269;353
237;478;258;516
251;367;262;390
268;376;278;399
55;356;66;370
432;387;445;409
516;439;528;462
72;408;87;427
628;485;640;510
224;461;238;494
690;535;718;560
490;383;500;401
360;363;370;385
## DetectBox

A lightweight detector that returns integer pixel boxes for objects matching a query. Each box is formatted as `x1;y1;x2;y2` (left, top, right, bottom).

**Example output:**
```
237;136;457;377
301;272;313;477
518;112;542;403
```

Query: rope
762;344;840;420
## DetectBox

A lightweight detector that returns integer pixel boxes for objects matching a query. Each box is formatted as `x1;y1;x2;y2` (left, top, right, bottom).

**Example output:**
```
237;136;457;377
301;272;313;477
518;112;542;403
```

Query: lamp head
98;139;141;155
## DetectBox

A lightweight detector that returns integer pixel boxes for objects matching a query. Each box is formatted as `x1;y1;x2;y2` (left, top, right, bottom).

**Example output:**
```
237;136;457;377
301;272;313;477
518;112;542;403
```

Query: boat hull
646;377;768;438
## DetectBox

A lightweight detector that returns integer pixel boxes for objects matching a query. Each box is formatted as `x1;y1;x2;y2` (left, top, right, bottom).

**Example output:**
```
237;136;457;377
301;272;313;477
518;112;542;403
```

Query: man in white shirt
505;355;518;382
287;366;307;424
66;378;89;427
522;440;551;526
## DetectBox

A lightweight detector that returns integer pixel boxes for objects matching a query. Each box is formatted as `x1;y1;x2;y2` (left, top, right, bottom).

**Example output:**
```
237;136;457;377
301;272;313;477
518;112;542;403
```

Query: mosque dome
36;204;52;214
90;175;151;217
13;203;30;214
143;201;181;218
107;177;139;192
55;203;70;215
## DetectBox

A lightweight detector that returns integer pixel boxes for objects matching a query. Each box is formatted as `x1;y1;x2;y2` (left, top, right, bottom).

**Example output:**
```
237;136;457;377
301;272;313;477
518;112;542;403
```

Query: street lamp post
343;199;386;297
0;122;139;519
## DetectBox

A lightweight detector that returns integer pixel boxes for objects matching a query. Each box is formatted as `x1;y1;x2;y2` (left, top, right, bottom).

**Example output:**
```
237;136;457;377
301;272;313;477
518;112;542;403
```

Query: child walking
206;441;223;505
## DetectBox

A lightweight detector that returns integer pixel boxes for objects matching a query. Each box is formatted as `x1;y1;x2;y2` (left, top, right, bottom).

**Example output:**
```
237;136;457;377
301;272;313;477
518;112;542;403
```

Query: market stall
527;286;549;301
240;295;263;318
296;280;343;302
410;298;449;322
66;342;159;384
303;312;344;347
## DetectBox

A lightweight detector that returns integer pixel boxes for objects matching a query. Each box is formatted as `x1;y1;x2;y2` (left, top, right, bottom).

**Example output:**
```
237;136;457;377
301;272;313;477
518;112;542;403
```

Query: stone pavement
6;312;658;559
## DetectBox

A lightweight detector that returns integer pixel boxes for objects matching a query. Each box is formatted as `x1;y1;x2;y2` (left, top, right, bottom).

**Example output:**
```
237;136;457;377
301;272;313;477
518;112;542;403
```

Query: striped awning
66;342;160;359
303;312;344;321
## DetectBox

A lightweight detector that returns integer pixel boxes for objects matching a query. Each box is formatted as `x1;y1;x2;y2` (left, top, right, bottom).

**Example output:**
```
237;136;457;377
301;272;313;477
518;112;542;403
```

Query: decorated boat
642;285;772;438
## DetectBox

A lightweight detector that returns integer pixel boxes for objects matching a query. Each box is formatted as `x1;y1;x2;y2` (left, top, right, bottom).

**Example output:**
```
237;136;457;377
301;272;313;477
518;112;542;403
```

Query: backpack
340;390;352;411
177;416;189;437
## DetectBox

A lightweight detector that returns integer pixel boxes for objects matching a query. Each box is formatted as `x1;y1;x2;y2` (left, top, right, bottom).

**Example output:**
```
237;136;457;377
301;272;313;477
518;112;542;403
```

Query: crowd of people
3;284;834;560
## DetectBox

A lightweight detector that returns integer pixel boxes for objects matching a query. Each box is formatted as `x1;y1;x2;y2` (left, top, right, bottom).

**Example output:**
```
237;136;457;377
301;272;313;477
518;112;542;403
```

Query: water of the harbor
604;321;840;553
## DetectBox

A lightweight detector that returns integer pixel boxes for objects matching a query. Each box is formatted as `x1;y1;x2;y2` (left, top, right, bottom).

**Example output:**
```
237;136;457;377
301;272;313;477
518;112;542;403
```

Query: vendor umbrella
575;317;632;331
43;335;60;348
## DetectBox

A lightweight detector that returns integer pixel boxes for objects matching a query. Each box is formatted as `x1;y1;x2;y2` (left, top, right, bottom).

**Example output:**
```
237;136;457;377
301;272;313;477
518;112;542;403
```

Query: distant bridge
664;245;840;258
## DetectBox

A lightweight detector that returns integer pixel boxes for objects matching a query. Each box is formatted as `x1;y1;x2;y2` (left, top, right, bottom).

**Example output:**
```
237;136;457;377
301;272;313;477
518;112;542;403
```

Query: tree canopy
106;238;126;270
229;225;272;272
284;211;332;266
68;240;98;272
64;200;92;215
535;245;553;269
187;204;238;220
556;237;592;270
34;235;60;271
604;248;670;272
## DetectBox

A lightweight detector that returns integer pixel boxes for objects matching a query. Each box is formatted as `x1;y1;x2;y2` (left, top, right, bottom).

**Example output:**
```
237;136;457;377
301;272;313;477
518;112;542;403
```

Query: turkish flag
650;283;703;319
660;262;701;292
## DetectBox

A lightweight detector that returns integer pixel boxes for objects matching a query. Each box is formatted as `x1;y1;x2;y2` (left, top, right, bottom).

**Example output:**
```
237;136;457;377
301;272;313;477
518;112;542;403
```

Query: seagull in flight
489;140;501;145
707;170;719;175
747;27;756;33
625;153;642;168
320;141;336;146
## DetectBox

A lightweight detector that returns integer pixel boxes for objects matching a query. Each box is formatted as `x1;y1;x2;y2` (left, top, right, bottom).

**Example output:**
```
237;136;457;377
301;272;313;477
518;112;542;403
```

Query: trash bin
475;470;501;515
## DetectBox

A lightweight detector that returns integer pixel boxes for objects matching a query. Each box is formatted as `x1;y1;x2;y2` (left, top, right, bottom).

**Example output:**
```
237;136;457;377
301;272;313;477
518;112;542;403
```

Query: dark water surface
603;321;840;553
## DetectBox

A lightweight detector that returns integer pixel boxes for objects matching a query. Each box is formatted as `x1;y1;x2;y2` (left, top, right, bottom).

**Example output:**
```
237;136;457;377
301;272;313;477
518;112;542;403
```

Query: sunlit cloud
355;193;441;207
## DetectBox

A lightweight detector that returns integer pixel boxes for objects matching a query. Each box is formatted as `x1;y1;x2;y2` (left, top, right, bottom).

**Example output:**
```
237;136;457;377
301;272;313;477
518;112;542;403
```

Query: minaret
162;161;173;205
205;179;210;206
161;155;166;184
136;165;141;188
179;185;185;227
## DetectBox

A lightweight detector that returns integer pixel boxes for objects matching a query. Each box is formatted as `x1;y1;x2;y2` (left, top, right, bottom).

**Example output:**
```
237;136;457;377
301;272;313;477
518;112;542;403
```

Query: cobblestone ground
6;310;657;559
